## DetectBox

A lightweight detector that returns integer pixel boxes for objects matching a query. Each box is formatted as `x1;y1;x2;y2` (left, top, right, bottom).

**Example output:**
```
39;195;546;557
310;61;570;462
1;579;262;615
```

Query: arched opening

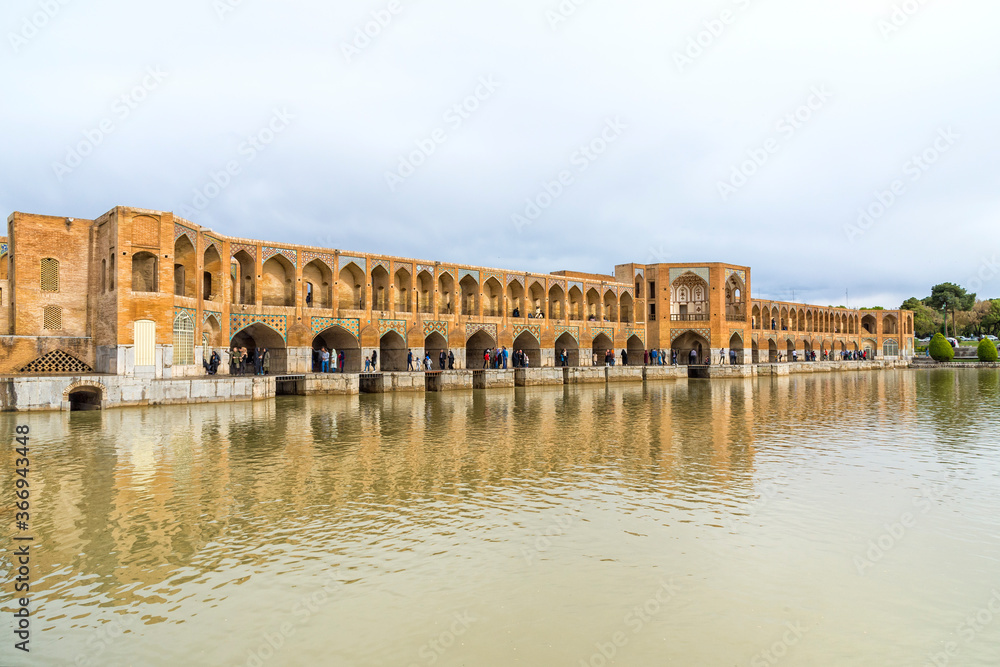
68;386;102;411
483;277;502;317
602;290;618;322
780;307;789;331
394;268;412;313
173;310;196;366
230;323;287;374
303;259;333;309
371;265;390;312
513;331;541;367
751;305;761;330
173;234;196;298
863;339;876;357
466;330;496;369
232;250;255;305
586;288;601;321
883;315;898;335
507;280;524;317
555;332;579;367
379;331;407;371
797;309;806;332
861;314;876;335
672;331;709;365
459;275;479;316
528;281;545;318
620;293;634;324
203;245;223;302
626;335;644;365
803;339;813;360
101;259;107;293
725;273;746;321
671;272;709;321
786;339;795;361
751;340;759;364
131;252;158;293
313;325;361;373
592;333;613;365
417;270;434;314
339;262;365;311
204;314;221;348
438;272;455;315
261;256;295;308
768;339;778;363
805;311;813;332
548;284;566;320
729;333;744;365
425;332;448;369
568;286;583;321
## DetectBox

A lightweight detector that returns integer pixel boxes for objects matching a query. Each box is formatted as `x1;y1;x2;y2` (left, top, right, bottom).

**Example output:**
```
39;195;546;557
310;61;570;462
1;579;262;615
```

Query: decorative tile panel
230;313;287;340
465;322;497;341
231;243;257;260
378;319;407;338
624;327;645;344
174;223;196;244
310;317;360;338
726;268;747;285
507;274;525;286
555;325;579;342
670;328;710;343
204;310;223;326
437;267;454;278
422;320;449;341
371;258;390;272
568;281;583;293
670;267;710;285
416;264;435;276
482;270;503;285
591;326;614;340
0;243;7;256
263;246;297;266
459;269;480;283
204;236;223;256
339;255;366;274
729;329;745;343
301;251;335;269
634;268;644;278
512;323;542;341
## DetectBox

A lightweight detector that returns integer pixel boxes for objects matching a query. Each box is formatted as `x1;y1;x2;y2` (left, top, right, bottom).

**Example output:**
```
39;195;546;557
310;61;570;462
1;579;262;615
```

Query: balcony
671;314;709;322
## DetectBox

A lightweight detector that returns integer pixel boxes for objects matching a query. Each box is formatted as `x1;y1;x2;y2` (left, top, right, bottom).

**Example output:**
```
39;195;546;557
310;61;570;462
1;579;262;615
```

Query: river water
2;369;999;666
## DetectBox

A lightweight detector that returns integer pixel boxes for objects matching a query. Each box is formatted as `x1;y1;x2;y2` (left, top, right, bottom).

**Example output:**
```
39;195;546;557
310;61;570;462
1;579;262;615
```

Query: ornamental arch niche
303;259;333;309
394;267;413;313
131;252;158;293
203;244;223;302
672;330;709;365
173;234;196;298
506;279;524;317
339;262;365;311
437;272;455;315
592;332;613;362
379;330;407;371
232;250;255;305
555;331;579;367
466;329;496;369
417;270;434;314
262;255;295;307
671;271;709;320
459;275;479;316
513;330;541;367
313;325;361;372
371;265;390;312
230;323;286;374
483;277;503;317
725;272;746;321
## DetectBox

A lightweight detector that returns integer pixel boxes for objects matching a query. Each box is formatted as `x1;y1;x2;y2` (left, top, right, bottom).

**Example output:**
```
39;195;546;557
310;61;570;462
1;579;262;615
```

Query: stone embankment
0;360;916;412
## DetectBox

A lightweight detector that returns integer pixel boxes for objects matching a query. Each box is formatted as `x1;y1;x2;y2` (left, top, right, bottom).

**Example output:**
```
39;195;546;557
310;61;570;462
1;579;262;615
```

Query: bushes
978;338;999;362
929;333;954;362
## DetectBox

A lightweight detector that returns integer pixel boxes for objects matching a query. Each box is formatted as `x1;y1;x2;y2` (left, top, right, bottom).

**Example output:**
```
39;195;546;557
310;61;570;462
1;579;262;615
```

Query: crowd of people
219;346;270;376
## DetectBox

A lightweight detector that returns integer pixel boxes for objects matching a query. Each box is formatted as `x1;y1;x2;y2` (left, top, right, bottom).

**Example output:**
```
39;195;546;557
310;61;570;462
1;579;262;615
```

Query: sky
2;0;997;308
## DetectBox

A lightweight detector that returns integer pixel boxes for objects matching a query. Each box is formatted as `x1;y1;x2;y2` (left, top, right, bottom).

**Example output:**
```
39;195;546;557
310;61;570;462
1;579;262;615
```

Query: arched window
883;339;899;357
101;259;107;293
173;311;195;365
109;254;115;290
40;258;59;292
43;305;62;330
132;252;158;292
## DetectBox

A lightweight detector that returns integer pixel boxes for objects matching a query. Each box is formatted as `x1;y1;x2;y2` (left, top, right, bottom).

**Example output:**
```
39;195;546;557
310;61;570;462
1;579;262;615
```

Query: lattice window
202;333;210;358
173;311;195;365
43;305;62;330
40;258;59;292
19;350;92;374
883;339;898;356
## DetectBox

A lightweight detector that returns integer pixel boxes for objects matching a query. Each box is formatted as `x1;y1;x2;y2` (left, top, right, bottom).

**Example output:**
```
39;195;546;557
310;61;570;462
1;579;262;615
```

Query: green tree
980;299;1000;336
927;283;976;338
929;333;954;362
977;337;998;362
901;297;941;338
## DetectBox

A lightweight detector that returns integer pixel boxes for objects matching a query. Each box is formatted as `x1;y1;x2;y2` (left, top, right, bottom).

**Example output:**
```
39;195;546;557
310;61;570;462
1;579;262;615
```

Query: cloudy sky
2;0;997;307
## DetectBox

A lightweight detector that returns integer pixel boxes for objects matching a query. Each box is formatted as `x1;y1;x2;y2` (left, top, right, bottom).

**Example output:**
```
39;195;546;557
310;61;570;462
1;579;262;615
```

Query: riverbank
0;359;921;412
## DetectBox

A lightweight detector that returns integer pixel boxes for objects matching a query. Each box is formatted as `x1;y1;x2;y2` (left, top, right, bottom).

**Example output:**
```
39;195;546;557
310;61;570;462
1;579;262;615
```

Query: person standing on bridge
439;350;446;369
320;347;330;373
371;349;378;371
689;349;697;365
621;349;628;366
448;350;455;369
406;349;413;371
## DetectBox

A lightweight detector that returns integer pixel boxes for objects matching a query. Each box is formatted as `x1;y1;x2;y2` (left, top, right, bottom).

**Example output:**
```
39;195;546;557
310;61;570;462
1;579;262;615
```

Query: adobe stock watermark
546;0;590;31
341;0;406;63
853;478;952;575
51;66;169;182
965;255;999;295
843;127;958;243
673;0;755;74
240;572;344;667
520;513;575;564
877;0;932;40
8;0;72;53
750;621;809;667
717;85;833;202
924;589;1000;667
512;116;628;233
578;579;680;667
214;0;248;21
177;108;294;218
384;76;501;192
406;610;477;667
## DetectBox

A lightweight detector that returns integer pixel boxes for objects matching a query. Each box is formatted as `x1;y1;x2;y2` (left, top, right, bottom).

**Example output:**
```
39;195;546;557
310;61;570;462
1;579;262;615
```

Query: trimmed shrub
978;338;999;362
929;333;954;362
